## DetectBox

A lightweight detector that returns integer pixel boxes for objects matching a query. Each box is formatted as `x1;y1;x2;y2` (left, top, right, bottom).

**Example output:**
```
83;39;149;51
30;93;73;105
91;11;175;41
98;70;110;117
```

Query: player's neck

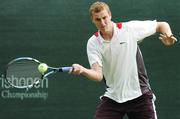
100;22;114;41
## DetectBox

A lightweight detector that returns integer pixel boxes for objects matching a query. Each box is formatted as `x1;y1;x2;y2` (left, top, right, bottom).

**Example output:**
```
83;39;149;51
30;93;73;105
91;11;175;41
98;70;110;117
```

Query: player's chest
99;37;129;57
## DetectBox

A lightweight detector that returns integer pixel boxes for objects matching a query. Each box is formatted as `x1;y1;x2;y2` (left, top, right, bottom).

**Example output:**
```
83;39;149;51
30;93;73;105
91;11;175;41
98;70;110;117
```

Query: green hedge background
0;0;179;119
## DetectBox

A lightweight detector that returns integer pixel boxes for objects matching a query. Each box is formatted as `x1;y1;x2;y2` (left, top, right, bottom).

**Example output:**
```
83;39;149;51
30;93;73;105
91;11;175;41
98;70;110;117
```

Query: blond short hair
89;1;111;17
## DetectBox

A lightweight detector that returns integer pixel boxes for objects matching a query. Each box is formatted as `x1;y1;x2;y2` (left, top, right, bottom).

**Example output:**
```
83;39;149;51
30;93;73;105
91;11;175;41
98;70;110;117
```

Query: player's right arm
71;34;103;81
71;63;103;82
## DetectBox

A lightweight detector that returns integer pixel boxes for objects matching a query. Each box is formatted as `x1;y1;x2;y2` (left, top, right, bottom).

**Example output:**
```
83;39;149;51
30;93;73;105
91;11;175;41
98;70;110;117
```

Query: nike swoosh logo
120;42;126;44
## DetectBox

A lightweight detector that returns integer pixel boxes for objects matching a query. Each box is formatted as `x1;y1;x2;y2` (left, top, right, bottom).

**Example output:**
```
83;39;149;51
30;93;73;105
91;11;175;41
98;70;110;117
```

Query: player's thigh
127;94;157;119
94;97;125;119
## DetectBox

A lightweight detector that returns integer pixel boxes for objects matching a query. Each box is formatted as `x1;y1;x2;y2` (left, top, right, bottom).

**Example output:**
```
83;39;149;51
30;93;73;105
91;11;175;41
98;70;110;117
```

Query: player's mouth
100;25;106;30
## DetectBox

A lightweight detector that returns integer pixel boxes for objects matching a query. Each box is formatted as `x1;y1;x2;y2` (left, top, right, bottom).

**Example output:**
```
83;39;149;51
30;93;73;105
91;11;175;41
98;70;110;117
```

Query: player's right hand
70;64;84;75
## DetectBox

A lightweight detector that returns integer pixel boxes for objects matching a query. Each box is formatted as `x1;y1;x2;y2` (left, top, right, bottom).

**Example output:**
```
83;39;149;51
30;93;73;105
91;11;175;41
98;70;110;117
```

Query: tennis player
71;1;177;119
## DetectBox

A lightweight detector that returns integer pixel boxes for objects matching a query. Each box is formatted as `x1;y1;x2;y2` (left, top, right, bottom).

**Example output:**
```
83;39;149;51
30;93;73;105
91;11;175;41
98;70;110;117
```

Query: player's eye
103;16;107;19
95;18;101;21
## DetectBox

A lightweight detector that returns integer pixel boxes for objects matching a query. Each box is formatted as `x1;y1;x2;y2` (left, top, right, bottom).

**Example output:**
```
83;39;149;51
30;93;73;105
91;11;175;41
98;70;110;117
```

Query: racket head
5;57;43;88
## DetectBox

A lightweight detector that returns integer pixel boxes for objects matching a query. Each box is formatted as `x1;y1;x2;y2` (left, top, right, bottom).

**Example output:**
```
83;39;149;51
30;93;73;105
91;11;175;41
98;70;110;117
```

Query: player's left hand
159;33;177;46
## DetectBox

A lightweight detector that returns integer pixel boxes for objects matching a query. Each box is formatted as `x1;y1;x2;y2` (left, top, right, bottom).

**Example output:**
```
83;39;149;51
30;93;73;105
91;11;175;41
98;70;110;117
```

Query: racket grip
61;67;73;72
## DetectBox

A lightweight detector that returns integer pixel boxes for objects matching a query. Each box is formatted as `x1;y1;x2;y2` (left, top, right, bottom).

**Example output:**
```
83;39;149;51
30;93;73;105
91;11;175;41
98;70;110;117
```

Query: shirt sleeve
125;20;157;42
87;36;102;67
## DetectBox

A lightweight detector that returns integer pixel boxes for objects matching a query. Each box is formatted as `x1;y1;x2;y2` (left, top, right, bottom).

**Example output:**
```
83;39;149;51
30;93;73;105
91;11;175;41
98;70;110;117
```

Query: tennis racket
5;57;72;89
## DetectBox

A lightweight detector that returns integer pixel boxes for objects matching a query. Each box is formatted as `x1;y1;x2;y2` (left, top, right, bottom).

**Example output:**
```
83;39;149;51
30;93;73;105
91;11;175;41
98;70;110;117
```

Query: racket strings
6;60;41;87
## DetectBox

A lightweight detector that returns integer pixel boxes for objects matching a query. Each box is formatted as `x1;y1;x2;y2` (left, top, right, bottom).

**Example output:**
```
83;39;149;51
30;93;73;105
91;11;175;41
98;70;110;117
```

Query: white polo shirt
87;20;157;103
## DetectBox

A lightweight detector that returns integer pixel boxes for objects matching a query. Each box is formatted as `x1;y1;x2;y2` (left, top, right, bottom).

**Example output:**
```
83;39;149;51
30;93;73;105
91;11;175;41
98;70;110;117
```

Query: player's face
91;9;112;32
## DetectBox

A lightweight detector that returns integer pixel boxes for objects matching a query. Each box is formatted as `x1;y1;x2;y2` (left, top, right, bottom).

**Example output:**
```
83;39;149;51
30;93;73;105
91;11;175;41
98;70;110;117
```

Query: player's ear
90;11;94;21
109;11;112;19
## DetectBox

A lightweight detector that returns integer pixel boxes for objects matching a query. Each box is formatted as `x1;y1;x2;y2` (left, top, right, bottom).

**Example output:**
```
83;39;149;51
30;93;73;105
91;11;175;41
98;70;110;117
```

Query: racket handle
61;67;73;72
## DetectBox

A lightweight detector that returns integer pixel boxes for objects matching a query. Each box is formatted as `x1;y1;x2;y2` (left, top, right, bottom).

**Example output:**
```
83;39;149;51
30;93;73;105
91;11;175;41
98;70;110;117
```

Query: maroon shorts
94;92;157;119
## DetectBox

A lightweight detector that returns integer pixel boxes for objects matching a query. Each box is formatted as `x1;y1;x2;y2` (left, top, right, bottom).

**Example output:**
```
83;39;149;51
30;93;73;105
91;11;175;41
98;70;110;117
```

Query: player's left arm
156;22;177;46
